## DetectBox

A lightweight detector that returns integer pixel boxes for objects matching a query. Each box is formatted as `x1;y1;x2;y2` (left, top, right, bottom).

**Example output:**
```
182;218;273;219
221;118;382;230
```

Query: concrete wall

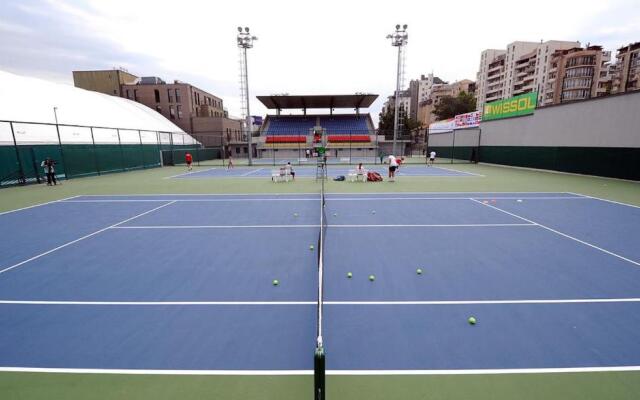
480;91;640;148
477;91;640;180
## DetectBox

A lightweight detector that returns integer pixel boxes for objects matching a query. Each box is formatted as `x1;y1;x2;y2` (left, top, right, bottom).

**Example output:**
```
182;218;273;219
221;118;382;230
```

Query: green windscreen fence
0;121;197;187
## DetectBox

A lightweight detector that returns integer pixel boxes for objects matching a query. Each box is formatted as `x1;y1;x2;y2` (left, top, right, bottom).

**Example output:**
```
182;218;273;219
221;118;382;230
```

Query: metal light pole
387;24;408;156
237;27;258;165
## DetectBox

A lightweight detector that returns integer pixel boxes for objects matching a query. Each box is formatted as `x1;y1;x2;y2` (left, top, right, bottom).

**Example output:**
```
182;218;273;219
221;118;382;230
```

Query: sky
1;0;639;125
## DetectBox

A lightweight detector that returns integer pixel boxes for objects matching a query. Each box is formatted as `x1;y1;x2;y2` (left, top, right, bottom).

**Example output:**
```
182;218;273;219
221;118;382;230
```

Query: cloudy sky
1;0;639;124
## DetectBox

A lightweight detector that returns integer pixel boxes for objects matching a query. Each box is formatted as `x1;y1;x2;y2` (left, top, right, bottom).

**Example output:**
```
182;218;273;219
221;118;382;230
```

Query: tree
433;91;476;120
378;108;420;138
378;108;395;136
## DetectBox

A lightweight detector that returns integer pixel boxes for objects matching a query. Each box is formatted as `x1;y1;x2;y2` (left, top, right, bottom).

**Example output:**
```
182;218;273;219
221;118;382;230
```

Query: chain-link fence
425;127;481;164
0;120;222;187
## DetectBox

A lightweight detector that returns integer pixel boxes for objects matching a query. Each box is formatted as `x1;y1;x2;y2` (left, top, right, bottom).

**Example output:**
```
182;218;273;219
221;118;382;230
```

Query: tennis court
168;165;479;179
1;191;639;377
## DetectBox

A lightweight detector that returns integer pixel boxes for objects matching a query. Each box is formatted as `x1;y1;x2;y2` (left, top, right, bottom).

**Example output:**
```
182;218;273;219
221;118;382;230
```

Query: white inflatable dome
0;70;184;133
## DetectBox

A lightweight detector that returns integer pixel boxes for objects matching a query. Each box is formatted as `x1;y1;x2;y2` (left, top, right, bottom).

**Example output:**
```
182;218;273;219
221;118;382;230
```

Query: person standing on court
185;152;193;171
388;154;398;182
227;154;234;170
429;150;436;166
41;157;57;186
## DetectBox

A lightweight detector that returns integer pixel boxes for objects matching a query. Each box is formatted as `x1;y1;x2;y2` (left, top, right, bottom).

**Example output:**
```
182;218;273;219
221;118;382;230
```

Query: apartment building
476;49;506;110
73;69;244;152
612;42;640;93
544;46;612;104
382;90;411;119
476;40;580;110
416;79;476;125
119;78;225;133
72;69;138;97
408;73;445;120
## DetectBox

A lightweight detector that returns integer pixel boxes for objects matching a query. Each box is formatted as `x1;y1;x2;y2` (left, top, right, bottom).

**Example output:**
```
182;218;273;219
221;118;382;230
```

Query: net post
314;345;326;400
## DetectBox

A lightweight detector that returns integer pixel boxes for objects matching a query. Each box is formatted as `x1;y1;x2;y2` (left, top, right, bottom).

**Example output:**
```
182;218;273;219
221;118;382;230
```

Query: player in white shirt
429;151;436;166
388;155;398;181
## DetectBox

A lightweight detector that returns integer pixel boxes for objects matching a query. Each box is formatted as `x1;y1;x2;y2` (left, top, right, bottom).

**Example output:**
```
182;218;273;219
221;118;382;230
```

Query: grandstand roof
0;70;185;132
256;94;378;110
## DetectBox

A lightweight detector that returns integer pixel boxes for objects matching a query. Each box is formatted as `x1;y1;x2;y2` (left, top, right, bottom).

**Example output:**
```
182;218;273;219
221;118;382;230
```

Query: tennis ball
347;272;353;278
272;279;279;286
368;274;375;281
333;213;337;217
468;317;476;325
517;199;523;203
416;268;423;275
371;210;376;214
309;245;315;251
294;213;299;217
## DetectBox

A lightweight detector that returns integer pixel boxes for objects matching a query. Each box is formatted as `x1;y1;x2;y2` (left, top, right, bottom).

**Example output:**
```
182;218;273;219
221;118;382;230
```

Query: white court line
76;191;569;197
112;223;536;229
328;366;640;375
61;196;586;203
240;168;265;176
0;201;177;276
2;298;640;306
428;165;485;177
0;195;80;216
566;192;640;209
1;366;640;376
470;199;640;267
113;225;320;229
164;167;217;179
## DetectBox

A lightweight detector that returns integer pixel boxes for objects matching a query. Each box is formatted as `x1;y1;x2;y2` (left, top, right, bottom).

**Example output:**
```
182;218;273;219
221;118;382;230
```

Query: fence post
451;129;457;164
116;128;125;171
424;128;429;165
90;127;100;175
477;128;482;164
349;131;352;165
156;131;162;167
54;122;69;180
138;130;145;169
9;122;27;184
169;132;175;166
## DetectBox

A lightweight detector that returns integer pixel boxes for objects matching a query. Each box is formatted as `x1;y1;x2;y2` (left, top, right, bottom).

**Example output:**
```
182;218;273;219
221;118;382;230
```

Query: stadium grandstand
256;94;381;163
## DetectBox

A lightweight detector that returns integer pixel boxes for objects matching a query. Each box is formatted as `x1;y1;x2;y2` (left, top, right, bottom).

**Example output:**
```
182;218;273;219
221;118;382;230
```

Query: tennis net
314;168;327;400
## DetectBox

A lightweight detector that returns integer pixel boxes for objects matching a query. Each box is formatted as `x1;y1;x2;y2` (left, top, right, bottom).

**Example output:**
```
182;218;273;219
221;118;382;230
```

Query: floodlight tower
237;26;258;165
386;24;408;156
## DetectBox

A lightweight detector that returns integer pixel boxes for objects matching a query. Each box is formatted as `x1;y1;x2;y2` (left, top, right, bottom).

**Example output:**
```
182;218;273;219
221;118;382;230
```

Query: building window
126;89;130;99
133;90;138;101
235;147;240;154
156;105;162;113
175;89;181;103
169;106;175;119
168;89;173;103
177;105;183;119
154;89;160;103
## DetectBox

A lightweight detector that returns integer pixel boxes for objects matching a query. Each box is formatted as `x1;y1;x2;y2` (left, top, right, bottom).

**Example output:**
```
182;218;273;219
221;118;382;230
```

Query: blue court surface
169;165;479;179
1;192;640;373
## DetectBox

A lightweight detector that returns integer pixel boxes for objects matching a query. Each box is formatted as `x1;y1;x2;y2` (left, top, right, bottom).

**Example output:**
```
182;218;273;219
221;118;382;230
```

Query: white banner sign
455;111;482;128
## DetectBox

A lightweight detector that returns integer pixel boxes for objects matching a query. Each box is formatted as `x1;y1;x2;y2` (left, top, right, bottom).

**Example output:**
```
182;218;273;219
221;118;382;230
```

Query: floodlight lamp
237;27;242;32
403;24;408;29
245;27;249;32
395;24;400;30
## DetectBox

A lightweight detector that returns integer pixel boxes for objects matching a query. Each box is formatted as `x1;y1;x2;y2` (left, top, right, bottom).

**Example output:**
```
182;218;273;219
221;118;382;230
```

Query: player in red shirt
185;153;193;171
